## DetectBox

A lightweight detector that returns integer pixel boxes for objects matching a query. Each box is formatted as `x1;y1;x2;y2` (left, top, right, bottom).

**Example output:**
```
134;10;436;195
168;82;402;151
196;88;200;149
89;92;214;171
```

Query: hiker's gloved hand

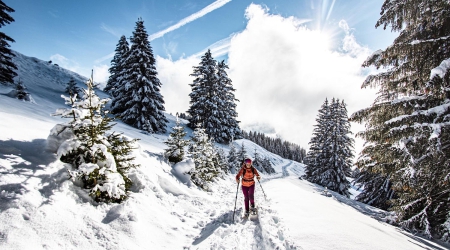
236;179;240;183
257;176;261;180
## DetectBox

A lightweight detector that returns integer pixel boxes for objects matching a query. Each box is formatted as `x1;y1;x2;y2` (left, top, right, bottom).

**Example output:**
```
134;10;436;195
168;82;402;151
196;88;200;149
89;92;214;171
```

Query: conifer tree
111;18;168;133
164;117;189;163
215;60;242;143
104;35;129;95
305;98;331;178
252;149;263;173
306;98;354;197
237;142;248;164
187;51;241;143
0;0;17;85
262;157;275;174
15;79;29;100
187;50;217;129
215;148;229;175
350;0;450;239
353;170;395;211
65;77;80;97
188;125;220;190
227;141;240;173
52;72;138;203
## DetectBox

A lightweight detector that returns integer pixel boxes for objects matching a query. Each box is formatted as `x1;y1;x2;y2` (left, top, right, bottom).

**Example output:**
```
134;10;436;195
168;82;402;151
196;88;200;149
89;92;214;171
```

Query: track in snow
189;161;302;250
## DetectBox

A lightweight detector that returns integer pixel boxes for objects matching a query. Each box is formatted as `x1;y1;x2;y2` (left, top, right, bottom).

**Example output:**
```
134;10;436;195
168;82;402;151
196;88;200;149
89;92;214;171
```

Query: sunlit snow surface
0;52;448;249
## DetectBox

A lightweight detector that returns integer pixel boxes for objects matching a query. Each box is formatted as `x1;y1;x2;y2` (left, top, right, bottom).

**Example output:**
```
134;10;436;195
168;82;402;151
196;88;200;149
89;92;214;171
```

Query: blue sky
3;0;398;150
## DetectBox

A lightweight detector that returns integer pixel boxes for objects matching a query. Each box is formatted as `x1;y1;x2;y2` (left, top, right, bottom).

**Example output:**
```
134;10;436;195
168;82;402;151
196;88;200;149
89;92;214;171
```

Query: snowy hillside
0;51;448;249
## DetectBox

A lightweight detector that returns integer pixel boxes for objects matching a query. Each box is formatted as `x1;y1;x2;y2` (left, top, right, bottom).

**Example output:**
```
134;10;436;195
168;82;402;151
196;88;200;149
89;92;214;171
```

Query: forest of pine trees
304;98;354;198
0;0;17;85
187;49;242;144
242;131;306;163
350;0;450;239
109;18;168;134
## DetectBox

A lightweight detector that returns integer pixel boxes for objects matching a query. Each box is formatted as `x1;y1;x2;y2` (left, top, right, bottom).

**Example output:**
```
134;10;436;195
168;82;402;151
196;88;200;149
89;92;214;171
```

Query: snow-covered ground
1;52;449;249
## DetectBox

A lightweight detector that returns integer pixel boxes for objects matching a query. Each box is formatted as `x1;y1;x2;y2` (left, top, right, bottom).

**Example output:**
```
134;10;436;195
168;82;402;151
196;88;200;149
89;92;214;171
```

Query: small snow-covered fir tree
104;35;129;96
215;147;229;175
110;18;168;133
0;0;17;85
227;141;240;173
15;79;29;100
188;125;220;190
164;117;189;163
261;157;275;174
65;77;80;97
52;72;138;203
236;142;248;165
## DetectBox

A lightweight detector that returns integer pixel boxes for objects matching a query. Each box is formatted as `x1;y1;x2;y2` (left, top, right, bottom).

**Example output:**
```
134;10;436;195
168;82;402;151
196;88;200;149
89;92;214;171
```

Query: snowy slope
0;51;448;250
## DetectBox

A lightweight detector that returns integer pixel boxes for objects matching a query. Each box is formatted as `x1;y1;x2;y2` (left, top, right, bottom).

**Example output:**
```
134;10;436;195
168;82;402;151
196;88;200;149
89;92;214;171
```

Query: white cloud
226;4;377;152
93;64;110;88
50;54;81;73
149;0;232;41
156;4;377;155
157;55;200;115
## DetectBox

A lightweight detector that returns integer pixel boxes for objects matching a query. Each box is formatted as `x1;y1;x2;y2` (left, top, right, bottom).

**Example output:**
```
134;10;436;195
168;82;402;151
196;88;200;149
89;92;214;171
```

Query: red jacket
236;166;260;187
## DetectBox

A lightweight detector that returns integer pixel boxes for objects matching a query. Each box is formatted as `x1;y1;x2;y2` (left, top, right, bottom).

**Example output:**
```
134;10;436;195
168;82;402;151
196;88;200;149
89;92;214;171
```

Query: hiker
236;158;261;216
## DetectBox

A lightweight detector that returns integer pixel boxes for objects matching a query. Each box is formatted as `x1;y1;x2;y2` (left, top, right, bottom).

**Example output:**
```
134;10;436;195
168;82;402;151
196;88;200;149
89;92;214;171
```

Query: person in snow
236;158;261;216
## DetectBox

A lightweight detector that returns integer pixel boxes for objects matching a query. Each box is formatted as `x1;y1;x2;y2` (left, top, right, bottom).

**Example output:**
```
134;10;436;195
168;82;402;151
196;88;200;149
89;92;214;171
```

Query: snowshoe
242;210;250;219
250;204;257;215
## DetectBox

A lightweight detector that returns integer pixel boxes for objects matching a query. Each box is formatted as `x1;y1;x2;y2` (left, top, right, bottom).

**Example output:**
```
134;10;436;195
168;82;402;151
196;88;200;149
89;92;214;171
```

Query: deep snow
0;51;449;249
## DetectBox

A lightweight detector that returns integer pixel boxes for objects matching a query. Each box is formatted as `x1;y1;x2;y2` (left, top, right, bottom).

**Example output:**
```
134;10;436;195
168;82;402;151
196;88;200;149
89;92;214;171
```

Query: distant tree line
242;130;306;163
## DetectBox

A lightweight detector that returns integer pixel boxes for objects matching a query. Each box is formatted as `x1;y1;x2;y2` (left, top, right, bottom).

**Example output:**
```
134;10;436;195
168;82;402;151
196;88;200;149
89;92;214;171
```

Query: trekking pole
257;178;268;201
232;179;240;223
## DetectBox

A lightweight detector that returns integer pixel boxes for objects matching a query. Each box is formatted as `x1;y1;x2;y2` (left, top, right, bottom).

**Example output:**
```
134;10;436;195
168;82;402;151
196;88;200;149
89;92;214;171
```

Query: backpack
242;166;256;179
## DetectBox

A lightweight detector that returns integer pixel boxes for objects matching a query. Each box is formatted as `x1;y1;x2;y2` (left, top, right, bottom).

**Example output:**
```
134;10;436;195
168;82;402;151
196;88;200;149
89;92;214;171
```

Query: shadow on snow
0;139;69;212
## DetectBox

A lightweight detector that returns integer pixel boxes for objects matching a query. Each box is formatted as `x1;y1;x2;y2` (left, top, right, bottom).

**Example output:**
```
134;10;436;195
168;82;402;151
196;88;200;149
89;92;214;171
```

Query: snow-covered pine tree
53;72;138;203
306;98;354;197
0;0;17;85
227;141;240;173
104;35;129;96
262;157;275;174
215;60;242;143
305;98;331;179
187;51;241;144
188;125;220;190
65;77;80;97
111;18;168;133
164;117;189;163
215;147;229;175
15;79;29;100
350;0;450;239
187;50;217;130
236;142;248;165
353;170;395;211
327;99;353;196
252;149;264;173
